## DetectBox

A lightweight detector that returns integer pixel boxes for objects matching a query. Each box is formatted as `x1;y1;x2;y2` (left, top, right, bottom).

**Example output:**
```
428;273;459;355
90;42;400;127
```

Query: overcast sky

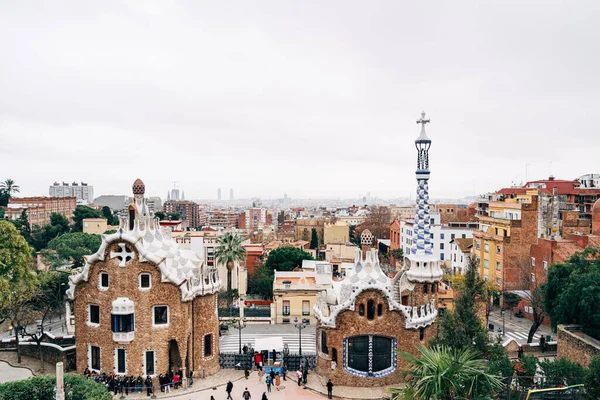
1;1;599;201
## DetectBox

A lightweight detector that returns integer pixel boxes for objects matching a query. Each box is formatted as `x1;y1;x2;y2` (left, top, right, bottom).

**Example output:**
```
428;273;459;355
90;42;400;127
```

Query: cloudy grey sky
1;1;599;200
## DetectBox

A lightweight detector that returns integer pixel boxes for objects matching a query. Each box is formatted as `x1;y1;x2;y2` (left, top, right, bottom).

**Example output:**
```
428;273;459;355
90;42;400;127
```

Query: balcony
113;331;134;343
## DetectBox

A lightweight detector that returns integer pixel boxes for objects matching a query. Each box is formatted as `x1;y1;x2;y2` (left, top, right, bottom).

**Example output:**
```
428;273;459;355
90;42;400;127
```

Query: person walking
269;369;275;381
326;379;334;399
261;392;268;400
244;368;250;380
266;375;272;393
242;387;252;400
296;369;302;386
302;367;308;385
226;380;234;400
258;367;264;383
282;364;287;381
275;372;281;391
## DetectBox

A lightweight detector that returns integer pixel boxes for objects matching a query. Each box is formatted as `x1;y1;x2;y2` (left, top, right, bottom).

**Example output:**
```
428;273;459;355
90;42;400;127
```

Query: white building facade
50;182;94;204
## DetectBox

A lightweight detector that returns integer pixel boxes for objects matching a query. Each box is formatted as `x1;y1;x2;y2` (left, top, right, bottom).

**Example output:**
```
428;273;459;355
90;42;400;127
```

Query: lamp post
501;309;505;336
232;318;247;354
294;317;307;356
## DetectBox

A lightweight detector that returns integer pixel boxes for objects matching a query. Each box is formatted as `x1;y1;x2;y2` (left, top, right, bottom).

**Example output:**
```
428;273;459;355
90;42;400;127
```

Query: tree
585;355;600;399
20;271;69;372
538;357;586;387
215;232;247;299
545;247;600;338
361;206;391;239
32;213;71;251
389;345;504;400
10;209;34;248
43;232;101;268
389;248;403;260
0;221;38;363
503;292;521;311
101;206;119;225
349;225;360;246
514;258;548;343
154;211;166;220
0;206;4;219
71;205;102;232
248;247;314;299
310;228;319;250
0;178;20;199
434;256;490;355
167;212;181;220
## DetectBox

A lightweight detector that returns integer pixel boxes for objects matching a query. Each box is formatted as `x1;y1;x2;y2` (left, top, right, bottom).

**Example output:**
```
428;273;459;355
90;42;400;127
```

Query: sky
1;1;599;201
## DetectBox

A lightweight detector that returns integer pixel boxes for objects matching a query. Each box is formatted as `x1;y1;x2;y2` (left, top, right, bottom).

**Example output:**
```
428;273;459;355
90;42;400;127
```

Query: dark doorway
169;340;182;373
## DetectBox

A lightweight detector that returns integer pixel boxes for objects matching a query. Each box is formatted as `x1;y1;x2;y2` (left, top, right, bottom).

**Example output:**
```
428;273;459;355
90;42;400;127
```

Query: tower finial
416;111;430;136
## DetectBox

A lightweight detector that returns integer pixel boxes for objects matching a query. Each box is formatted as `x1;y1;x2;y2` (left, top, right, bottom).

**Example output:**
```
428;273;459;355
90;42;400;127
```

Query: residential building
67;180;220;378
472;194;539;290
314;112;442;387
434;204;475;224
449;238;472;274
163;200;201;229
6;196;76;228
400;217;476;265
83;218;110;235
146;197;162;213
238;208;271;230
242;243;265;275
294;219;324;243
323;221;349;244
50;182;94;204
389;205;415;222
207;210;238;228
272;261;333;324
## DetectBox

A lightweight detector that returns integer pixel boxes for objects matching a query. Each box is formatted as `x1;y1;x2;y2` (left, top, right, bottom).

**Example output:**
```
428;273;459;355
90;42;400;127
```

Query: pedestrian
173;373;180;389
242;386;252;400
269;369;275;381
326;379;334;399
282;364;287;381
302;367;308;385
210;396;216;400
540;335;546;353
275;372;280;390
258;367;264;383
296;369;302;386
262;392;268;400
244;368;250;379
266;375;272;393
243;344;248;354
145;376;153;397
226;380;234;400
272;348;277;363
189;370;194;387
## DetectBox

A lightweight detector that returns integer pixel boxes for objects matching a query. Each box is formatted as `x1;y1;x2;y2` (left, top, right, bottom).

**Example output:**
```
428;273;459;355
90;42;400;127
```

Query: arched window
431;283;436;294
346;335;394;376
331;347;337;363
367;300;375;320
359;304;365;316
321;331;328;355
128;206;135;230
377;303;383;316
419;327;425;341
423;284;428;294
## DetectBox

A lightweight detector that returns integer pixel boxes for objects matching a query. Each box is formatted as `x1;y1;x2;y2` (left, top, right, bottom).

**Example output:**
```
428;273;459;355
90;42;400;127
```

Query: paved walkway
0;360;33;384
0;351;55;376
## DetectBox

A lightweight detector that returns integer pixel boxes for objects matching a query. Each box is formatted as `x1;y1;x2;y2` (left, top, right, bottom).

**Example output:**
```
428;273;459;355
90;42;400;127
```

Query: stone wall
74;242;219;377
316;288;437;387
557;325;600;368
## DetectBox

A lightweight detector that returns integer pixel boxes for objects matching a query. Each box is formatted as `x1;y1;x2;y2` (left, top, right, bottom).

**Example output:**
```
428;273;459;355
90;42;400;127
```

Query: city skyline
1;1;599;199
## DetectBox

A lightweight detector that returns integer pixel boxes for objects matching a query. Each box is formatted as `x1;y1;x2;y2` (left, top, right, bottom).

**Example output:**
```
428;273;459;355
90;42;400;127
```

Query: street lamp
501;309;505;336
294;317;307;356
232;318;247;354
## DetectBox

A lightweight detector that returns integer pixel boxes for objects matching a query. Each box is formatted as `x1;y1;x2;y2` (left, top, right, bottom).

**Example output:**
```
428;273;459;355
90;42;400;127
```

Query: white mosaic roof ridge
67;197;220;301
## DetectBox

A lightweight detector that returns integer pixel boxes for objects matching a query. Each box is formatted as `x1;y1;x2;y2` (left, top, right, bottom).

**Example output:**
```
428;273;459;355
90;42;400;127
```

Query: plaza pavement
0;360;33;384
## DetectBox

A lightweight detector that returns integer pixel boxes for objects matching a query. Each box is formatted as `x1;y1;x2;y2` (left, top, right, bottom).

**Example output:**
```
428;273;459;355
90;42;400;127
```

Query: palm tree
390;345;504;400
0;178;20;196
215;232;246;297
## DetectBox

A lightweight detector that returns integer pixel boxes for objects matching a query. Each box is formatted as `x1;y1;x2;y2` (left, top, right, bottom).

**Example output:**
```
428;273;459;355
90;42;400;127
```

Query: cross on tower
416;111;430;128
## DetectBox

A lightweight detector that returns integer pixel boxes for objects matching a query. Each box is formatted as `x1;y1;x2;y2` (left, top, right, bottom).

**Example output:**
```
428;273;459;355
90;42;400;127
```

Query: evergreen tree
310;227;319;249
101;206;118;225
11;209;34;248
71;205;102;232
434;256;490;355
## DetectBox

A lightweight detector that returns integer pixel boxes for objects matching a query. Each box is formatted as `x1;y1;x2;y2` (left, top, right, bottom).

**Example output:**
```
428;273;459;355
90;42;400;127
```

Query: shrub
0;374;111;400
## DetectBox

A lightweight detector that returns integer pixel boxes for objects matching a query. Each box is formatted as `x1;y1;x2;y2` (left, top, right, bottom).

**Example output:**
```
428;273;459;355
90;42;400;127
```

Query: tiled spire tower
412;111;433;256
405;112;443;282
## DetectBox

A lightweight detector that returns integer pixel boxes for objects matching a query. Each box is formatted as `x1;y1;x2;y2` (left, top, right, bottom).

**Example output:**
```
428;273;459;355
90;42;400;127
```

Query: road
0;314;68;340
488;311;554;345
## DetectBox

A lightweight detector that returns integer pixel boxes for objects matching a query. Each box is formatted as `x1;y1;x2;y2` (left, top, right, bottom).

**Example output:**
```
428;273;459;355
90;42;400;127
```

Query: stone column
55;362;65;400
182;366;187;389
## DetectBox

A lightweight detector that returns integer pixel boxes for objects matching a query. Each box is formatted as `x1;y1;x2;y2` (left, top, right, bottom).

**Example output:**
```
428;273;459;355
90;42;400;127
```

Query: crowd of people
83;367;193;396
